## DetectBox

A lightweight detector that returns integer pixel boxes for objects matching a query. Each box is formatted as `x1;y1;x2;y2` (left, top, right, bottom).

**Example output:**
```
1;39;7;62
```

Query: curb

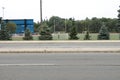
0;48;120;53
0;40;120;44
0;41;120;53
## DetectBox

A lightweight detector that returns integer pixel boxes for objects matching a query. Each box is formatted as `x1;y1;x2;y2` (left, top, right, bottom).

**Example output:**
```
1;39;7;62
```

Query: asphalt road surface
0;41;120;49
0;53;120;80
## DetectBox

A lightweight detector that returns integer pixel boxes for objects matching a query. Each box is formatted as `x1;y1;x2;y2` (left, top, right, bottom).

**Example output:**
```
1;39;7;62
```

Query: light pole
2;7;5;19
40;0;42;23
39;0;43;32
117;6;120;40
54;19;56;33
0;17;2;30
65;19;67;33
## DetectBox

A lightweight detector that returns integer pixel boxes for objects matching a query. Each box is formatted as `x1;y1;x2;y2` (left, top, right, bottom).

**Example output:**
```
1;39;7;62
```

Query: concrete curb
0;41;120;53
0;40;120;44
0;48;120;53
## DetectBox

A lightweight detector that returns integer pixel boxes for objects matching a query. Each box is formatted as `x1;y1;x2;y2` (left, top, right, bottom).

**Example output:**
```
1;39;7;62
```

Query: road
0;53;120;80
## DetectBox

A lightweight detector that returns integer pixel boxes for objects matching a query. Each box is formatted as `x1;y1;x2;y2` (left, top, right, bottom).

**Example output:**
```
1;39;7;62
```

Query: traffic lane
0;53;120;80
0;65;120;80
0;53;120;66
0;42;120;49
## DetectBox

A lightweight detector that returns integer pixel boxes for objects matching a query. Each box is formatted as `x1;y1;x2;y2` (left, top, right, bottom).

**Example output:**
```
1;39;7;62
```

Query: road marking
0;64;120;67
0;64;56;66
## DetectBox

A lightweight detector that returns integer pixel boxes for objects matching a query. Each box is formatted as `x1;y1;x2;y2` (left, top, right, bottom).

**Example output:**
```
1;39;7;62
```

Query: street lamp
39;0;43;32
54;19;56;33
0;17;2;30
2;7;5;19
40;0;42;23
65;19;67;33
117;6;120;39
118;27;120;39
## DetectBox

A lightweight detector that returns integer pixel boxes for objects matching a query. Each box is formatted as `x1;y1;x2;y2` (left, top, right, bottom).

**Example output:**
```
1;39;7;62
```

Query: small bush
39;29;52;40
23;29;33;40
98;23;110;40
69;26;79;40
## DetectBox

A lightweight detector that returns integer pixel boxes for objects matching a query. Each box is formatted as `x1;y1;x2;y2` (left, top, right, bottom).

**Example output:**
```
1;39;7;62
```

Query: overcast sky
0;0;120;22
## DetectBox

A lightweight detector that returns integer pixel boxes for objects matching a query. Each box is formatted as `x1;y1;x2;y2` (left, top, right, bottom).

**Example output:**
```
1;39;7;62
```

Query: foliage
89;17;102;33
98;23;110;40
40;22;49;32
34;22;40;33
48;16;65;32
35;16;118;33
6;22;17;34
0;21;12;40
23;28;33;40
84;31;91;40
69;26;79;40
39;28;52;40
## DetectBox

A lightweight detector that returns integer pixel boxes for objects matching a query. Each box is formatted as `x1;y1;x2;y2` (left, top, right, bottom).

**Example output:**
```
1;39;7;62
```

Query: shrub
98;23;110;40
39;29;52;40
69;26;79;40
23;29;33;40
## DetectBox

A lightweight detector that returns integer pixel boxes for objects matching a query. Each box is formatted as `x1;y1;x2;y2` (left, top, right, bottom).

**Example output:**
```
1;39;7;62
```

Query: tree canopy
35;16;118;33
0;21;12;40
6;22;17;34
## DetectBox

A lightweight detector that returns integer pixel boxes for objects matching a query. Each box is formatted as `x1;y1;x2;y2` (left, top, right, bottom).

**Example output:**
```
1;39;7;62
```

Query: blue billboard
4;19;34;33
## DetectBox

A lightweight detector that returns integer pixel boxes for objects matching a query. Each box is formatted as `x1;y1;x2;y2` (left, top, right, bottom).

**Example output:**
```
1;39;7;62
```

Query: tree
48;16;65;32
65;19;73;33
69;26;79;40
39;28;52;40
37;16;118;33
6;22;16;34
34;22;40;33
98;23;110;40
89;17;102;33
0;20;12;40
23;28;33;40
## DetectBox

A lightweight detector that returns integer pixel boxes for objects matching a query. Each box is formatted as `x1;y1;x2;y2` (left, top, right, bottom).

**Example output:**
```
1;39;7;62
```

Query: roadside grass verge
12;33;120;41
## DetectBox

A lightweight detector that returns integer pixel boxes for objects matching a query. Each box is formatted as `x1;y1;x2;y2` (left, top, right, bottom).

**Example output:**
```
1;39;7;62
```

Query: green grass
12;36;23;41
110;33;119;40
12;33;120;41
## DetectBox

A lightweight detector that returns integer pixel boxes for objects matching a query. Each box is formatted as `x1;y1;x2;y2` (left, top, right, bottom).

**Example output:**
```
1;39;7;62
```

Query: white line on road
0;64;120;67
0;64;56;66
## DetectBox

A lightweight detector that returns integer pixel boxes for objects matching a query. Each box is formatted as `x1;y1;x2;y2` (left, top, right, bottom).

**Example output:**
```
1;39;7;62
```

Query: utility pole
0;17;2;30
2;7;5;19
40;0;43;32
40;0;43;23
65;19;67;33
54;19;55;33
118;6;120;39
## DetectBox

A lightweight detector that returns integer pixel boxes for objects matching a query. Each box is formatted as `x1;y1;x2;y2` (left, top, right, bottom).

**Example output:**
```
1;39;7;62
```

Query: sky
0;0;120;22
